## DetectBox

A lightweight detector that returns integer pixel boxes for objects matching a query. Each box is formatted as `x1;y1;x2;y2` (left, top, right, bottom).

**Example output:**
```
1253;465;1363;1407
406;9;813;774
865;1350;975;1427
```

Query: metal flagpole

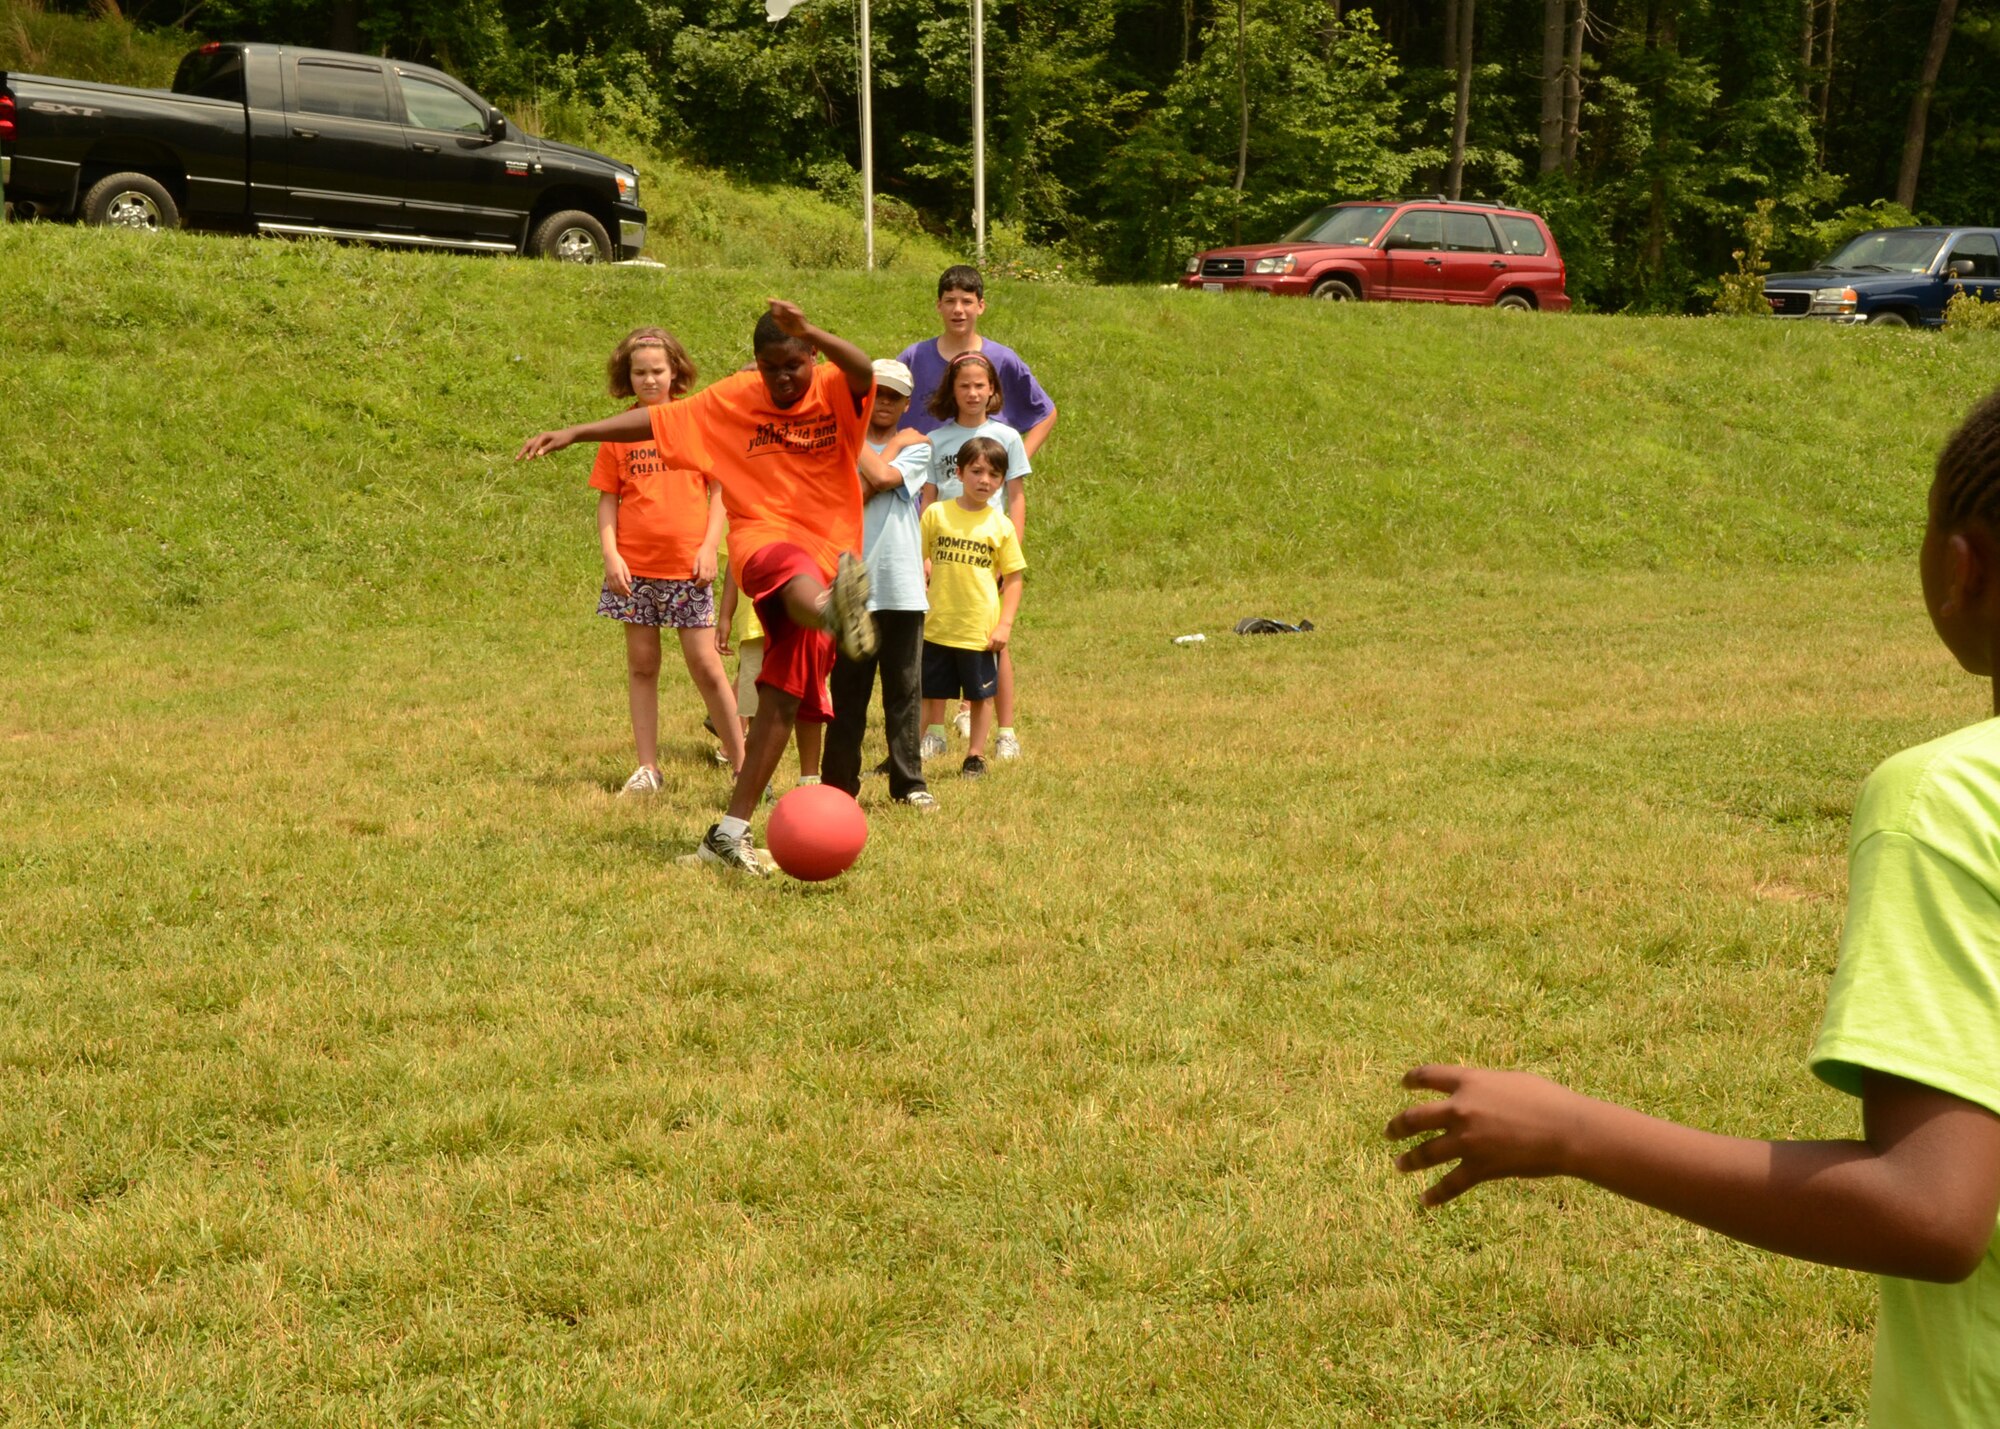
859;0;875;270
971;0;985;262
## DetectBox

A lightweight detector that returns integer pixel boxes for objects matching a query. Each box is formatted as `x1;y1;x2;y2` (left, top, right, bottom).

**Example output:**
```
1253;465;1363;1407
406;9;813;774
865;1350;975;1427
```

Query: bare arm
597;491;631;596
1387;1065;2000;1283
519;408;653;461
988;571;1023;653
919;482;938;516
858;445;903;496
1005;478;1026;539
694;486;725;584
1020;406;1057;458
766;298;872;397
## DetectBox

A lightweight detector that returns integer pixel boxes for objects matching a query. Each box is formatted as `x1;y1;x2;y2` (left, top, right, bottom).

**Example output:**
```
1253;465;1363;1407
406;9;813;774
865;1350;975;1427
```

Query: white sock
718;814;750;842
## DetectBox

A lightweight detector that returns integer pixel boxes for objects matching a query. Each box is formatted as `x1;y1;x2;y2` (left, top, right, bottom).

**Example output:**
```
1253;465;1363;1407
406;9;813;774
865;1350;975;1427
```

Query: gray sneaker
827;552;878;661
688;823;768;875
919;731;947;761
896;789;939;811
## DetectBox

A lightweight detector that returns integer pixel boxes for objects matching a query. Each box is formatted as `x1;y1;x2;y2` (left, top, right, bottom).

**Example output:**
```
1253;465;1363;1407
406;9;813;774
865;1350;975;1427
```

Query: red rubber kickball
765;784;868;881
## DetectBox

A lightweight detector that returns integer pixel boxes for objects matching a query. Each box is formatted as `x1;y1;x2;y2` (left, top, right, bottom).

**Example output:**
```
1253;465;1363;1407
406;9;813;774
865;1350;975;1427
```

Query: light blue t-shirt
927;419;1030;510
862;439;929;613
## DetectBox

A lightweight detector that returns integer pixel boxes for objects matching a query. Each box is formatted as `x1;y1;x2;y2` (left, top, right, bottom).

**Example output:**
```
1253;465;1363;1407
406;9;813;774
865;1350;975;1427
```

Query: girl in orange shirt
591;328;744;793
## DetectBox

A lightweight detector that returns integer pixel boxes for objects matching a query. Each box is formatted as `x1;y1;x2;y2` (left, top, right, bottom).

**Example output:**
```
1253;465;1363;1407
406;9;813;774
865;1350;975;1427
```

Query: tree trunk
1445;0;1474;199
1182;0;1194;67
1539;0;1565;173
1816;0;1835;162
1895;0;1957;209
326;0;360;52
1561;0;1585;172
1799;0;1814;101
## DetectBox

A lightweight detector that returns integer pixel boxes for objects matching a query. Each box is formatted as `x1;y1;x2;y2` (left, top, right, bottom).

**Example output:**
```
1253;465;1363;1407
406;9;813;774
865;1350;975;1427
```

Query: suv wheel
1495;292;1535;311
530;209;611;263
82;172;180;232
1311;277;1358;302
1866;310;1911;328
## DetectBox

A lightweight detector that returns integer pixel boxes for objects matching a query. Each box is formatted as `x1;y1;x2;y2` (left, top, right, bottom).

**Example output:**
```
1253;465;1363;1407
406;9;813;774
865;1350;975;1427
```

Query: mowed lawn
3;226;1997;1425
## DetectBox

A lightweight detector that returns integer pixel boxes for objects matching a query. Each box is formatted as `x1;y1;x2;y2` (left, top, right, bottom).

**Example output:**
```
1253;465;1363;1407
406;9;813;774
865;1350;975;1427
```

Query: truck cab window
1947;234;2000;280
172;50;245;102
399;75;487;134
297;61;392;123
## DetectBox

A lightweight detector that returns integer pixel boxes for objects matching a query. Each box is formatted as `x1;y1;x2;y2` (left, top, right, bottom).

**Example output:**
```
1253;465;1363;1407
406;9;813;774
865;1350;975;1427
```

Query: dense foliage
23;0;2000;306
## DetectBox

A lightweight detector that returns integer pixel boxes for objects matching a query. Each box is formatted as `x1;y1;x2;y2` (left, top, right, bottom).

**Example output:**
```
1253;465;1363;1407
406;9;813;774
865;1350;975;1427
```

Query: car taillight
0;94;16;143
200;41;222;54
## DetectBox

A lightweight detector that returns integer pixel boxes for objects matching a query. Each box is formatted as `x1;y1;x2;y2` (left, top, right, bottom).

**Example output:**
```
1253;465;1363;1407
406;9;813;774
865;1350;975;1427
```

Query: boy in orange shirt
521;301;878;874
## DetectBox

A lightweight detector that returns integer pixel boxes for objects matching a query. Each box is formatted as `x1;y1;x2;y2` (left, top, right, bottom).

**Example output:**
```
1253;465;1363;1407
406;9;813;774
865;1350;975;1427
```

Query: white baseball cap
871;358;914;396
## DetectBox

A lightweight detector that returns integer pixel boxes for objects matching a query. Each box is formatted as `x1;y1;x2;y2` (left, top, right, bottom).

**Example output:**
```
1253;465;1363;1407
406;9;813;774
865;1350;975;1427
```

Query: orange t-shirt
647;363;872;581
588;409;716;580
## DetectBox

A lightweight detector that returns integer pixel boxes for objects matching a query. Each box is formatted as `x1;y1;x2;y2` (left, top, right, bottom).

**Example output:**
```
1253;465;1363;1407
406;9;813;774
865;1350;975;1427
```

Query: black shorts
922;640;999;701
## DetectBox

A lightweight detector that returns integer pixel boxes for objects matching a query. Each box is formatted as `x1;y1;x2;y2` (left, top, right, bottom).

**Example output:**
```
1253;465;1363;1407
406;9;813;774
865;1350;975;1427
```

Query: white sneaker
952;707;972;739
712;746;732;766
995;731;1021;761
896;789;939;811
620;766;663;796
798;775;822;786
681;822;768;875
919;731;947;761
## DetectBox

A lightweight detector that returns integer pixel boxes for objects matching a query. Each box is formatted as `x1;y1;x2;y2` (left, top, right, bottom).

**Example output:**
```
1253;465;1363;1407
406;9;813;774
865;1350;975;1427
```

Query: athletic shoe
995;731;1022;761
827;552;878;661
896;789;939;811
919;731;947;761
712;746;732;767
952;706;972;739
687;823;768;875
619;765;663;796
960;755;987;780
798;774;822;786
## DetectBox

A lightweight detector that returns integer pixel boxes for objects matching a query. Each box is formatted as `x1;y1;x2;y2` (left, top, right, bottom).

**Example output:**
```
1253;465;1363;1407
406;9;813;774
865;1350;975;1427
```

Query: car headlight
1253;254;1297;275
1186;254;1202;274
1810;285;1858;313
615;171;639;204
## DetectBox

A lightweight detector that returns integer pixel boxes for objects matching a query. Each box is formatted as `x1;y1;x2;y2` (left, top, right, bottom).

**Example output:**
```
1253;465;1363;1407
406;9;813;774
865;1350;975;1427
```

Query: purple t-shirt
894;336;1055;437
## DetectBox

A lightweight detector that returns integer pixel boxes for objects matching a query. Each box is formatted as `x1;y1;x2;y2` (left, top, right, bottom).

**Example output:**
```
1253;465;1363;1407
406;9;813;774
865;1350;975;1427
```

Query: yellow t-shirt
920;499;1025;652
1810;716;2000;1429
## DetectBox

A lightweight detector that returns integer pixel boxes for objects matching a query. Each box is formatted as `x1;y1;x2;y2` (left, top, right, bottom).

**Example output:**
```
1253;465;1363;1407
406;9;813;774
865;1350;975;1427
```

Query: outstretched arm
518;408;653;461
766;299;873;397
1386;1065;2000;1283
1021;406;1057;458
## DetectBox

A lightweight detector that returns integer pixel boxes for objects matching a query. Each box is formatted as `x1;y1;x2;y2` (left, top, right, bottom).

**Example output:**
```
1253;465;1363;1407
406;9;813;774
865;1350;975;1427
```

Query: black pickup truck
0;42;646;261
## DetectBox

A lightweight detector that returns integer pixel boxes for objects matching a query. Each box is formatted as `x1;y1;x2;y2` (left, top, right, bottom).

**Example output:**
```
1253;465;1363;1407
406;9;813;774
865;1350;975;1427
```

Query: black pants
825;608;927;800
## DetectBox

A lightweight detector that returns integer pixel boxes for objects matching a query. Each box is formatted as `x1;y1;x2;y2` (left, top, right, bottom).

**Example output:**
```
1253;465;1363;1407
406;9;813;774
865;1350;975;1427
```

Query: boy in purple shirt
896;265;1057;760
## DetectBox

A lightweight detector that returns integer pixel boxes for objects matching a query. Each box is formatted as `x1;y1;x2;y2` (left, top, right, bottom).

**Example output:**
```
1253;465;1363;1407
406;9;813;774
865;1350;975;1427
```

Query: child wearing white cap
822;359;936;809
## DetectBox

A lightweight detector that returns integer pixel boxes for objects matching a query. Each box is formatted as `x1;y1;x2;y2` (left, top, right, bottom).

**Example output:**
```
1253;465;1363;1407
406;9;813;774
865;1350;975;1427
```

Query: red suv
1180;198;1570;311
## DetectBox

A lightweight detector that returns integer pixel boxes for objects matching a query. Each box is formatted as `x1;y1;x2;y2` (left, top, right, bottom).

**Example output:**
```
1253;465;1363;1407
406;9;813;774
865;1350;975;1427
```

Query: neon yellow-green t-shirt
717;536;763;646
1810;716;2000;1429
920;499;1025;652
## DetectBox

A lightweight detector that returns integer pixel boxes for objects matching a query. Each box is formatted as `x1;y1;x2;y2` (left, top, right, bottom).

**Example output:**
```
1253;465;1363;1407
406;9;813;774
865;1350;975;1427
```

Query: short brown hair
956;435;1009;481
607;327;695;399
924;351;1003;423
1937;386;2000;530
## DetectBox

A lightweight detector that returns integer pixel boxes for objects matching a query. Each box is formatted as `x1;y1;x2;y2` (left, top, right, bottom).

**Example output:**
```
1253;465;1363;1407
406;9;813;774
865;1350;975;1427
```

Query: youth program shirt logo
746;413;841;459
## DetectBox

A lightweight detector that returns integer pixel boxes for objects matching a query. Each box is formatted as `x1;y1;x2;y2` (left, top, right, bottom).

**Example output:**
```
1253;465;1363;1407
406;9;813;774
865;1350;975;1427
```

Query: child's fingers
1402;1064;1468;1094
1419;1163;1484;1208
1393;1131;1460;1174
1384;1098;1457;1142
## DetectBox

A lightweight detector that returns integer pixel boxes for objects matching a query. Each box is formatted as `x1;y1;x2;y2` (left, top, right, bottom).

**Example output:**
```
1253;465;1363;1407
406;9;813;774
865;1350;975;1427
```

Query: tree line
70;0;2000;308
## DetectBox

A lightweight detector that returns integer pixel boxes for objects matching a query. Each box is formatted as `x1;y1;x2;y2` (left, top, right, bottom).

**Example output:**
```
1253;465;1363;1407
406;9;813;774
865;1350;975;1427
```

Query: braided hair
1936;388;2000;529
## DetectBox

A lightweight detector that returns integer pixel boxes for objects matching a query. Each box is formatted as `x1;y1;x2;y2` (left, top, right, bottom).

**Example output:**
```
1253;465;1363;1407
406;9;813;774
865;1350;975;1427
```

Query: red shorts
739;541;835;724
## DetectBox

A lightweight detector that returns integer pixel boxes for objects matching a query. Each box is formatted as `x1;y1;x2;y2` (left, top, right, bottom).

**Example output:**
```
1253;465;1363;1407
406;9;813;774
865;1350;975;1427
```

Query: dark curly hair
1937;387;2000;529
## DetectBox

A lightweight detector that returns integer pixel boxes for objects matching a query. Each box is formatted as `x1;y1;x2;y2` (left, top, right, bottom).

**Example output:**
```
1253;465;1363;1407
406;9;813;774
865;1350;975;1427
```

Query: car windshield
1821;230;1946;274
1279;204;1394;245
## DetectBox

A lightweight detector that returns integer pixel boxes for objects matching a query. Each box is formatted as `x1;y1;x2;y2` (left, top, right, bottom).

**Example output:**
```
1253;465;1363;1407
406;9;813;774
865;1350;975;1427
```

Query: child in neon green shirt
1388;389;2000;1428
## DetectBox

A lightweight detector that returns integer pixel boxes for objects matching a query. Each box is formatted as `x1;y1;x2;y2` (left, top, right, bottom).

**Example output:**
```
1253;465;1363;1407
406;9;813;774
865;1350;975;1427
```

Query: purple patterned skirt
596;576;716;629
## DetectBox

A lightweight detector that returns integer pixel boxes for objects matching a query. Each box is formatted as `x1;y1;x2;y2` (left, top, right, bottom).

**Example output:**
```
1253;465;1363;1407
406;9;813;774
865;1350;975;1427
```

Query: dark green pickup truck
0;41;647;262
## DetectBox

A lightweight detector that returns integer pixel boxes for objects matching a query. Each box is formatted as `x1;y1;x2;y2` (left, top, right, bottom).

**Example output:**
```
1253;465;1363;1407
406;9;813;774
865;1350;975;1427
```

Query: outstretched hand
518;428;575;461
1386;1065;1587;1207
765;299;811;342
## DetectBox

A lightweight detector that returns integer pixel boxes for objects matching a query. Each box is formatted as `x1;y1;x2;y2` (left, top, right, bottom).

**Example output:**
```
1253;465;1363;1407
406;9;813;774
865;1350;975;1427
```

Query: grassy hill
5;226;1999;1425
1;223;1992;636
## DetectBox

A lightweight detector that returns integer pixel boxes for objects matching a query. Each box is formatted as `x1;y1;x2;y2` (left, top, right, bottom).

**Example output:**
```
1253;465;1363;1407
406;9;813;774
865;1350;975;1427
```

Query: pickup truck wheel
531;210;611;263
1311;277;1358;302
1866;310;1911;328
82;173;180;233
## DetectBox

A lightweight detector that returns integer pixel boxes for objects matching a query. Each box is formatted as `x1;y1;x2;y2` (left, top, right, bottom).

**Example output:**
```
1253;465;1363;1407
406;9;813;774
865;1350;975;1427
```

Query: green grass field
4;224;1998;1425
